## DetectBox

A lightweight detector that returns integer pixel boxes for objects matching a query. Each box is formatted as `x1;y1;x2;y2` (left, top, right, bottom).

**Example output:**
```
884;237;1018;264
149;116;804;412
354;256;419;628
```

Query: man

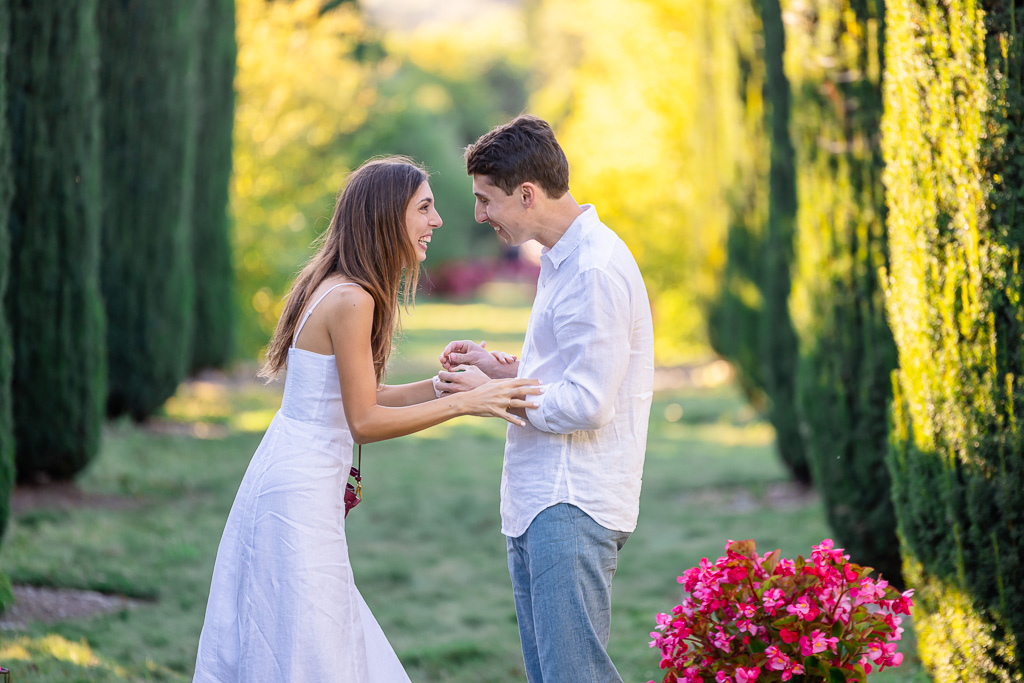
437;115;654;682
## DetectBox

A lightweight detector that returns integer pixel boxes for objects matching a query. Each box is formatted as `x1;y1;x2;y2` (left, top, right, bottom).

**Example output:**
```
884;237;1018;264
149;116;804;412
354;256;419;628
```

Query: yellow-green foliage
902;555;1019;682
882;0;1024;678
527;0;746;363
786;0;901;580
231;0;376;354
230;1;528;357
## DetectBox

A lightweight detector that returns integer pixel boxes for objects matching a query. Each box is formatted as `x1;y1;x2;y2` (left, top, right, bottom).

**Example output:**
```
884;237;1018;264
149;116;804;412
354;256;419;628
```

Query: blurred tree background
231;0;529;355
4;0;1024;678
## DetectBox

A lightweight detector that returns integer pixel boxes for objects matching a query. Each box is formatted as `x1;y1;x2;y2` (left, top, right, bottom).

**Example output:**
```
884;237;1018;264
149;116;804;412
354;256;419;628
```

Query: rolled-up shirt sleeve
527;269;632;434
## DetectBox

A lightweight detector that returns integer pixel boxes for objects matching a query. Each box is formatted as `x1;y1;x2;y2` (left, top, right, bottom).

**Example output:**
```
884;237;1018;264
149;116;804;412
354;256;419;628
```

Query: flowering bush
648;539;914;682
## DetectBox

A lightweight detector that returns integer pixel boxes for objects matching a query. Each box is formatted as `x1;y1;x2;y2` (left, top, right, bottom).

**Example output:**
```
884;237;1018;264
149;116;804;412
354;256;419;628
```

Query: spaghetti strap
292;282;360;348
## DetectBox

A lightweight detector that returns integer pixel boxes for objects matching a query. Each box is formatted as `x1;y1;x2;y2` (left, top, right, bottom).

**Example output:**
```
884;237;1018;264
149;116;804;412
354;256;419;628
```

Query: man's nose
474;204;487;224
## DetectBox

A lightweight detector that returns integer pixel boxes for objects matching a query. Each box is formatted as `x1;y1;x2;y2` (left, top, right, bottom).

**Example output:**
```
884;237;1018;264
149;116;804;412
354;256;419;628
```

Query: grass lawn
0;298;928;682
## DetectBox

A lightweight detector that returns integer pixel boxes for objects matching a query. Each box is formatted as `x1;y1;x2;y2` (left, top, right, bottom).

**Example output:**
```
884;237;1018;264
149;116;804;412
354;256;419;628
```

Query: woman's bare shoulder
319;280;374;313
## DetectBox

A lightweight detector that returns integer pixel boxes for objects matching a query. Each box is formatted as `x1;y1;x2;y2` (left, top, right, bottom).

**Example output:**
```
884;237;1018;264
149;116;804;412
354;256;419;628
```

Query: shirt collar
541;204;599;270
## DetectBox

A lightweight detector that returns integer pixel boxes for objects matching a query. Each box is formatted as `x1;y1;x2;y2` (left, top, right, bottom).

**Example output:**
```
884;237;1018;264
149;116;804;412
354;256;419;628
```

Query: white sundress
193;283;411;682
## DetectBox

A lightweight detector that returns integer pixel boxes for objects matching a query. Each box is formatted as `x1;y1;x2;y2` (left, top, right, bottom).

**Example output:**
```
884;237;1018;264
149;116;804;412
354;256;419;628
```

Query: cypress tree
707;0;770;415
883;0;1024;678
787;0;901;582
190;0;236;372
6;0;105;481
99;0;203;419
0;0;14;542
712;0;809;483
759;0;810;484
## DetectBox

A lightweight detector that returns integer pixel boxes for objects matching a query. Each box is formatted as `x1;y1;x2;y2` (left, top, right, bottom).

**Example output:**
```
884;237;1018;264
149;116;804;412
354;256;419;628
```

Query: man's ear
520;182;537;209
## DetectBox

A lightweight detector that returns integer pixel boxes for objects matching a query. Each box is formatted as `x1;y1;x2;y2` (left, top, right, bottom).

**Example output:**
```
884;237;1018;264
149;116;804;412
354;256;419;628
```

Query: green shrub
190;0;237;372
786;0;901;582
0;0;13;540
882;0;1024;678
6;0;106;481
99;0;202;419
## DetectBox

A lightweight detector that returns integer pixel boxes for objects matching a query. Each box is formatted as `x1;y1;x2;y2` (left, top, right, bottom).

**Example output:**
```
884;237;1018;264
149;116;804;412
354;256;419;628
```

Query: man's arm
526;270;633;434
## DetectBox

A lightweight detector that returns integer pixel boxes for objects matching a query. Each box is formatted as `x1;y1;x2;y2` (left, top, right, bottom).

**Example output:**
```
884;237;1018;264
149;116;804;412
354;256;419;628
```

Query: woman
193;156;539;682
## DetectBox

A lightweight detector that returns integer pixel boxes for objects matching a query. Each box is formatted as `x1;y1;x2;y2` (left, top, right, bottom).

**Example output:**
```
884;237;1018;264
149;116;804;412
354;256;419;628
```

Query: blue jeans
507;503;631;683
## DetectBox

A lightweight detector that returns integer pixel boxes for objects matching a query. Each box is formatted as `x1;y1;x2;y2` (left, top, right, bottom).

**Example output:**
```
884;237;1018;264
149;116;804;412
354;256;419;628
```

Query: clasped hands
435;340;538;420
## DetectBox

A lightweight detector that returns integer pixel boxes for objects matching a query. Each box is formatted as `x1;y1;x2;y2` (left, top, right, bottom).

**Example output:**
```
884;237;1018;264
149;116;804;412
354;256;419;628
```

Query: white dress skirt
193;284;410;682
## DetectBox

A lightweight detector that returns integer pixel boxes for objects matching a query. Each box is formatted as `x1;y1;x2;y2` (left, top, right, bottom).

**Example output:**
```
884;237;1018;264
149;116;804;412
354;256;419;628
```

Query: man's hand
440;340;518;379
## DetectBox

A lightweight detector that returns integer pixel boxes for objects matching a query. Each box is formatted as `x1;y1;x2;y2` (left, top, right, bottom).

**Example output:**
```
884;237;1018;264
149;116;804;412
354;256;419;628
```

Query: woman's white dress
193;284;410;682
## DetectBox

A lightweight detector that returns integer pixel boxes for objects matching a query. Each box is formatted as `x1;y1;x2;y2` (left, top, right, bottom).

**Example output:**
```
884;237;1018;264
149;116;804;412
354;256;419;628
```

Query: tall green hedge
707;0;770;416
99;0;203;419
882;0;1024;678
0;0;14;544
710;0;809;483
6;0;106;481
759;0;809;484
190;0;236;372
786;0;901;582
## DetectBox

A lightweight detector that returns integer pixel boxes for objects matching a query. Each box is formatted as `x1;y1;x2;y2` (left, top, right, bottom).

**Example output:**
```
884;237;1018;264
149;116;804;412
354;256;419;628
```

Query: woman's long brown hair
258;156;426;384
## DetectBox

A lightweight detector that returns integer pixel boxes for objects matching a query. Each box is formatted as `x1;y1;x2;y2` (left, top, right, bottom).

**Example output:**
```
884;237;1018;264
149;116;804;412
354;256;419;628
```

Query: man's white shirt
502;205;655;537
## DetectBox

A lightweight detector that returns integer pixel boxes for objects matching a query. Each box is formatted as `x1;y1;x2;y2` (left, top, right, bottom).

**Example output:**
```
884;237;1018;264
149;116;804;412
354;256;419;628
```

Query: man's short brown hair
464;115;570;198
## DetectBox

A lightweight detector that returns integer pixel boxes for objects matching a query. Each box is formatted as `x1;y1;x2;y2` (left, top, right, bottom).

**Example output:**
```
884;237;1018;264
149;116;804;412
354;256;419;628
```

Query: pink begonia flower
799;630;839;657
712;626;735;652
786;595;820;621
812;539;848;565
715;671;732;683
779;628;800;644
774;558;796;576
736;603;757;619
761;588;786;615
726;566;748;584
736;619;757;635
852;577;889;606
764;646;790;671
781;662;804;681
866;641;904;665
681;668;703;683
735;666;760;683
893;588;915;615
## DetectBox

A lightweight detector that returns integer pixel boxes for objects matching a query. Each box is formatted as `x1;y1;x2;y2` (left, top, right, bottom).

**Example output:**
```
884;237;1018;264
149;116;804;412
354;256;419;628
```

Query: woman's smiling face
405;181;442;262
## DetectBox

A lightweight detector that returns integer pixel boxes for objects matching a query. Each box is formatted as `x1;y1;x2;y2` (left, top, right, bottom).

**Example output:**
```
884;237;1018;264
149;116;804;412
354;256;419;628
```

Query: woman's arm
376;379;437;407
326;287;539;444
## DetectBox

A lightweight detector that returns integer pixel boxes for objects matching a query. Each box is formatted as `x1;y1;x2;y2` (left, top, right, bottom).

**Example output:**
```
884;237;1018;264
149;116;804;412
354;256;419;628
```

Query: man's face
472;175;527;246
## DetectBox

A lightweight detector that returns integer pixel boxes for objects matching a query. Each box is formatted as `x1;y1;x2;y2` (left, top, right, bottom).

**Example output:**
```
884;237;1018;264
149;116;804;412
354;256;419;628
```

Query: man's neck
534;194;586;249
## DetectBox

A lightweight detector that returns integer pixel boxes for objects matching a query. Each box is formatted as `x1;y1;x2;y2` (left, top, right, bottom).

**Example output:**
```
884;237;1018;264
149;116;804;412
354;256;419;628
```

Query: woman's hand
440;339;519;378
461;378;542;426
436;365;489;393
